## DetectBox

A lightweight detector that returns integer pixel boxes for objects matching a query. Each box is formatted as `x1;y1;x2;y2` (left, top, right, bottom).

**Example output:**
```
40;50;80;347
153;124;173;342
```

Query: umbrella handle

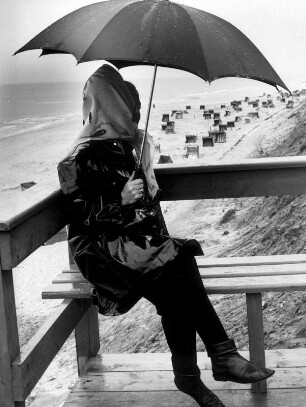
138;64;158;166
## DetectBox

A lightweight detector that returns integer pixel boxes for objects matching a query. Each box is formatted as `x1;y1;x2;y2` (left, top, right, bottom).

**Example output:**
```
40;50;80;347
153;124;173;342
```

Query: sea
0;74;303;141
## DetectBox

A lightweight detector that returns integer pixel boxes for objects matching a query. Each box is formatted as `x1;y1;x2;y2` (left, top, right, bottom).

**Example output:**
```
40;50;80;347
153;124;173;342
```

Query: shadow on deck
63;350;306;406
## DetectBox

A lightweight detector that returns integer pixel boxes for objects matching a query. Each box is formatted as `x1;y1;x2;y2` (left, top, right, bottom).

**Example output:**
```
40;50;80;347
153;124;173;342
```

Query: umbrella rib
173;2;210;82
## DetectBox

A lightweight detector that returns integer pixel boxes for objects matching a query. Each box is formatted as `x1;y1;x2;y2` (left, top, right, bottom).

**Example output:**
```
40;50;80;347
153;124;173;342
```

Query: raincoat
58;65;203;316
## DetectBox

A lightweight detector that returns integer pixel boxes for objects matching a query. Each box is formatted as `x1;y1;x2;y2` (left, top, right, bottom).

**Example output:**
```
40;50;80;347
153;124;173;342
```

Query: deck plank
86;349;306;372
64;388;306;407
61;350;306;407
72;368;306;392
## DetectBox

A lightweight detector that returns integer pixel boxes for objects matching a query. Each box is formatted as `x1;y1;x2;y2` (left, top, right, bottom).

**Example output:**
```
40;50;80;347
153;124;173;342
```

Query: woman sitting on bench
57;64;274;407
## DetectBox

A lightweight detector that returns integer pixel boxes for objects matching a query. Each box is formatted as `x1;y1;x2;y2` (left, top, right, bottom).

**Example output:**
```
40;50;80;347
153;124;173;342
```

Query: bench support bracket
75;302;100;376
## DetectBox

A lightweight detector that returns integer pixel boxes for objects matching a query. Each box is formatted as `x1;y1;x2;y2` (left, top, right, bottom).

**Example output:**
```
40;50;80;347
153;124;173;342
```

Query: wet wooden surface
63;349;306;407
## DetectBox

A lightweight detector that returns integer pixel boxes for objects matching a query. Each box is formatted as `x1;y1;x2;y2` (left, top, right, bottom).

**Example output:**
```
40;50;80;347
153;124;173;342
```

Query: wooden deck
63;349;306;406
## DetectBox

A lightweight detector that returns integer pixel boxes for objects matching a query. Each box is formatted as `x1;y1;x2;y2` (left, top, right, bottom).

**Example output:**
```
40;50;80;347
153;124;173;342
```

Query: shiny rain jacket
58;138;203;315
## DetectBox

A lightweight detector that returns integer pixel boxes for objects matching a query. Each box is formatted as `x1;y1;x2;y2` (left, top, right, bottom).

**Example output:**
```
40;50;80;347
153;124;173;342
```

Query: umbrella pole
137;63;158;167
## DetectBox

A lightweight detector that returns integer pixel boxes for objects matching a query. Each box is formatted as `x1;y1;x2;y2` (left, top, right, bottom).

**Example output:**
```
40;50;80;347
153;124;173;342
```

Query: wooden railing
1;156;306;406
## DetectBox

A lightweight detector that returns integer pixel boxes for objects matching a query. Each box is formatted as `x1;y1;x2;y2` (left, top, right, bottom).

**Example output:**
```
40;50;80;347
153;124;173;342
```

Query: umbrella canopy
14;0;288;91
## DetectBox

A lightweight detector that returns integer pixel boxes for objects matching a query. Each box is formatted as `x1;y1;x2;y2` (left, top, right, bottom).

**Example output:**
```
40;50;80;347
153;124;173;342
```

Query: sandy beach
2;89;305;407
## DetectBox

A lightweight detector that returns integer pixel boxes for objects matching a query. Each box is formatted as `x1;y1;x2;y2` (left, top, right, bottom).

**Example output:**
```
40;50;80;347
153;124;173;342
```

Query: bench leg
246;293;267;394
75;302;100;376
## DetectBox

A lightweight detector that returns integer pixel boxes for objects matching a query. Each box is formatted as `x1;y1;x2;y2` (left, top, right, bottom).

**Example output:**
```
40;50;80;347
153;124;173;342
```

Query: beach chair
157;154;173;164
247;112;259;119
154;144;161;154
209;130;226;143
219;124;227;131
185;135;197;143
162;114;170;122
185;144;199;158
202;136;214;147
165;121;175;133
227;121;235;129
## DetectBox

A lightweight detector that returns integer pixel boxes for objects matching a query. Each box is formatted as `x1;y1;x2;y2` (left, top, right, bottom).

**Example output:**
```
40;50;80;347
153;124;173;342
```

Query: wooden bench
42;253;306;393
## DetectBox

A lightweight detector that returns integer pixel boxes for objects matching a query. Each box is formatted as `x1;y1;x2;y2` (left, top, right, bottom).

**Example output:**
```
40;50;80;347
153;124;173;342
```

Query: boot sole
213;369;275;384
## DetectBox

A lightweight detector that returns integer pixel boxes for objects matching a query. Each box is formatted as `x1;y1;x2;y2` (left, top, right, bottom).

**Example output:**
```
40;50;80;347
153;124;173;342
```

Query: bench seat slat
64;254;306;274
43;274;306;299
53;262;306;284
42;283;92;299
196;254;306;267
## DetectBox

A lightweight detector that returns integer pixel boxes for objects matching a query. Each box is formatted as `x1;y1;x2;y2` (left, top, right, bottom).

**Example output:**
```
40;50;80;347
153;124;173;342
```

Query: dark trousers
143;253;228;373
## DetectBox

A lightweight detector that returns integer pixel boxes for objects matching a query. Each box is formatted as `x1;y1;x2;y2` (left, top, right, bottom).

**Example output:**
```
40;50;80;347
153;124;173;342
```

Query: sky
1;0;306;88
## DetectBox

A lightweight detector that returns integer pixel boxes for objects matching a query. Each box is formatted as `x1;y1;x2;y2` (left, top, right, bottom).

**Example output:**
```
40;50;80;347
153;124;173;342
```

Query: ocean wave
0;113;79;140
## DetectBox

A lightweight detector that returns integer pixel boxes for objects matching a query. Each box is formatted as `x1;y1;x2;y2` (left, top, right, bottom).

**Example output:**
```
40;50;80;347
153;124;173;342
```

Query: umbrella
14;0;289;165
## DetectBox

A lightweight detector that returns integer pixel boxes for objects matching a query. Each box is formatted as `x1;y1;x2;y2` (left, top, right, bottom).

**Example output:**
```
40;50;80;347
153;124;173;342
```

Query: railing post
246;292;267;394
0;265;25;407
75;302;100;376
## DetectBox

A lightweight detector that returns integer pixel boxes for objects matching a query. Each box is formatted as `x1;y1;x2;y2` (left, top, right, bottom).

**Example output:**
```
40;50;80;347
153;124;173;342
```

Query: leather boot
174;367;226;407
161;314;226;407
206;339;275;384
